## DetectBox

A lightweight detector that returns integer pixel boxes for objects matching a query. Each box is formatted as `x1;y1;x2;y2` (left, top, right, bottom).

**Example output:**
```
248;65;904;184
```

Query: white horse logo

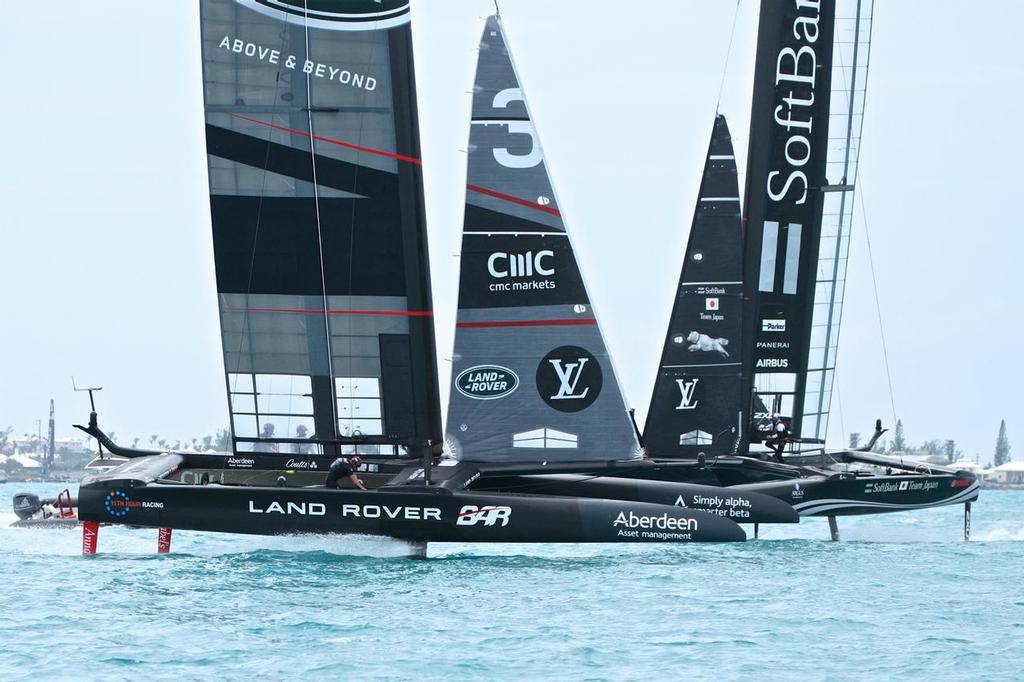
686;331;730;358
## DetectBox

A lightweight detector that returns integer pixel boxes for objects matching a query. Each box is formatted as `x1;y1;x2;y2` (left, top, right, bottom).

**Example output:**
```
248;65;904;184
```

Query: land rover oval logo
456;365;519;400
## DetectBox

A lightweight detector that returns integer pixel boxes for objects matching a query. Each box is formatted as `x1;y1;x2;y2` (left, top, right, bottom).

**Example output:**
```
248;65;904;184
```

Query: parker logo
762;319;786;333
457;505;512;527
675;378;700;410
455;365;519;400
536;346;602;412
487;251;554;279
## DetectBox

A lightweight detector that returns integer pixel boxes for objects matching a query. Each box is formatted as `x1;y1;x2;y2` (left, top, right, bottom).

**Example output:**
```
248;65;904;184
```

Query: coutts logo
455;365;519;400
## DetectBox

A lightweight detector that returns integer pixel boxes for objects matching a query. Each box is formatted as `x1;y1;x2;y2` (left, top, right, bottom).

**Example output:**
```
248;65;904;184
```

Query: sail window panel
257;393;314;416
227;373;254;393
803;414;821;439
810;323;828;350
255;373;312;395
231;393;257;414
335;377;381;399
233;415;258;439
255;415;316;443
754;372;797;394
336;398;383;419
805;370;824;397
338;418;384;437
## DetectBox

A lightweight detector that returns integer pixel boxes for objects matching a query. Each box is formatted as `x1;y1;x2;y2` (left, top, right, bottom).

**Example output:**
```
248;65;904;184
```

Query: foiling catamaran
67;1;816;554
611;0;980;539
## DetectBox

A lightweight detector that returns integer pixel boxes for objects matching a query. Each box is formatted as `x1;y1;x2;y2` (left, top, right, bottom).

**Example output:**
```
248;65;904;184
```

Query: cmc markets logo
455;365;520;400
536;345;602;412
104;490;164;517
487;251;554;279
457;505;512;527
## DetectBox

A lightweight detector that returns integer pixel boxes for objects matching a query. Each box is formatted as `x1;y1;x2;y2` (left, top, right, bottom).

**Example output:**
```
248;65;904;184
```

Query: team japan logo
536;345;602;412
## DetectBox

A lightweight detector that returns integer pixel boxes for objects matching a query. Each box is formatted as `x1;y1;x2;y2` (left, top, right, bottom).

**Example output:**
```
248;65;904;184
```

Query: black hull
734;475;980;517
602;457;980;517
474;474;799;524
77;458;746;543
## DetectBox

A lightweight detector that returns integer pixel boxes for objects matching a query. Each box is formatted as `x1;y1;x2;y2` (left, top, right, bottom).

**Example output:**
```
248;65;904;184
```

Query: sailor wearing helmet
325;455;368;490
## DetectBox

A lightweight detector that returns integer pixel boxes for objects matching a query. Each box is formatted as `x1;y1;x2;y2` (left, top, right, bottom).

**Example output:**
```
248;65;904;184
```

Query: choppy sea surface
0;482;1021;681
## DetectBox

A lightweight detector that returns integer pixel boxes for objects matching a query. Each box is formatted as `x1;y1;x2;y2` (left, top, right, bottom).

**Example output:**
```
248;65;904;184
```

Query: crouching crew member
325;455;368;490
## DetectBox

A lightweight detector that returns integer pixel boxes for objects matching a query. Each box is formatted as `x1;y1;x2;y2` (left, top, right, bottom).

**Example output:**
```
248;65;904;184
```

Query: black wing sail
740;0;836;449
445;15;641;463
200;0;441;456
740;0;872;452
643;115;744;458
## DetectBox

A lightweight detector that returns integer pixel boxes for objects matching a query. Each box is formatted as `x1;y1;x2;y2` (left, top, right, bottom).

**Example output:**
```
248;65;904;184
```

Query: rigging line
303;0;339;433
715;0;742;115
857;184;899;455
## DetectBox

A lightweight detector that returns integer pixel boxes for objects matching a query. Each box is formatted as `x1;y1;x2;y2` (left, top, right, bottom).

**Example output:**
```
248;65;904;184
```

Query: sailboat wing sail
200;0;441;456
644;116;744;458
740;0;838;448
445;16;640;463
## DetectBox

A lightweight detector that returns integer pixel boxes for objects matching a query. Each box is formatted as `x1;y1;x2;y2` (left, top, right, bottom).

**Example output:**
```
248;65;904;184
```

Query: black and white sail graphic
741;0;872;449
643;116;743;458
445;15;640;463
200;0;441;455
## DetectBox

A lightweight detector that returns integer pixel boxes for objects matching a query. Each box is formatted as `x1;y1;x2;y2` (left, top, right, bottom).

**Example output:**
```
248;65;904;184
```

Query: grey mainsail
643;115;744;458
200;0;441;456
445;15;640;463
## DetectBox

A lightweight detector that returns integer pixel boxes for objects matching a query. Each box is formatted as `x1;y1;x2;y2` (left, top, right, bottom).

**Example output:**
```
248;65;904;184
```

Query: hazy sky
1;1;1020;460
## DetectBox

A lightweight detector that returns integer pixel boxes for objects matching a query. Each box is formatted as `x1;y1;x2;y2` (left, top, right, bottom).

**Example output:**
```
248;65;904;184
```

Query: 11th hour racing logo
536;346;602;412
105;490;164;517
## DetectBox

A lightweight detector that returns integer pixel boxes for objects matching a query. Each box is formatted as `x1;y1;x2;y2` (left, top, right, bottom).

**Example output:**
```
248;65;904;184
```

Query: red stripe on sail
232;114;562;218
456;318;596;329
466;184;561;216
231;113;423;165
225;307;433;317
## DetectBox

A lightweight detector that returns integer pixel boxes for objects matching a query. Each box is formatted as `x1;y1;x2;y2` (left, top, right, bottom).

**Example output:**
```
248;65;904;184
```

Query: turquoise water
1;482;1021;681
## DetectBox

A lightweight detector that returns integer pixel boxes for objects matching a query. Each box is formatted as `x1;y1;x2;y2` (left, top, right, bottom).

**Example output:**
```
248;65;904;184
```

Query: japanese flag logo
705;297;720;311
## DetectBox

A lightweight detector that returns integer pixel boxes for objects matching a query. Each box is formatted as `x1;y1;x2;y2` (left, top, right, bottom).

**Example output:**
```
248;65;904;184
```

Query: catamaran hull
77;480;746;543
473;474;799;524
733;475;980;517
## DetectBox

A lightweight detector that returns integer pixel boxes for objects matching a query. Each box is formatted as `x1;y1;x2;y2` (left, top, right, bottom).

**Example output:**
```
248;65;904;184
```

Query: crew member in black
765;413;789;463
325;455;368;490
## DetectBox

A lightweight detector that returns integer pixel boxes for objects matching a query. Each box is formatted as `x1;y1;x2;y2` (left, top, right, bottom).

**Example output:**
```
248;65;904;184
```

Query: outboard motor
13;492;41;521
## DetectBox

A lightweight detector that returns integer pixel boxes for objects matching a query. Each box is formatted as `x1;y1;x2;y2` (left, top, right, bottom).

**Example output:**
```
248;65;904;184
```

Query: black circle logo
536;345;602;413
